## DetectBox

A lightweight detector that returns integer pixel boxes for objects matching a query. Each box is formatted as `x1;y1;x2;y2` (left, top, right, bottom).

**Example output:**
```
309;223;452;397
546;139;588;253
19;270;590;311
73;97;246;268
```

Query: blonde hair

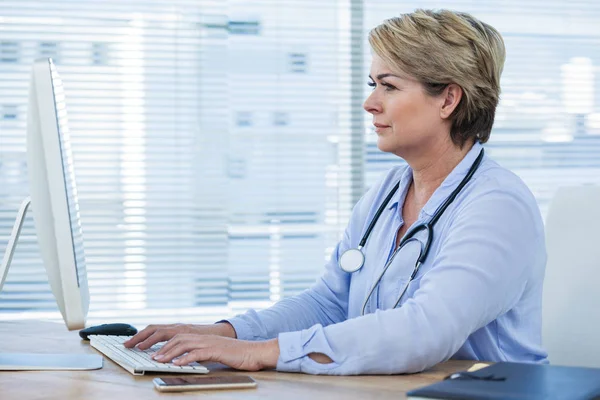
368;9;506;146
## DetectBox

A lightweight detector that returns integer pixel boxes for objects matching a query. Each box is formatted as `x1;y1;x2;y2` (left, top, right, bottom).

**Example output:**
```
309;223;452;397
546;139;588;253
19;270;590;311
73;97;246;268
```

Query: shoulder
455;155;544;234
470;157;537;204
442;155;546;281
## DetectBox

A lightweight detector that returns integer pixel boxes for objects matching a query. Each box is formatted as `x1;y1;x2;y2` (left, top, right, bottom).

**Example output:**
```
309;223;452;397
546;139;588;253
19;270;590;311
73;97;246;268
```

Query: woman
124;9;548;375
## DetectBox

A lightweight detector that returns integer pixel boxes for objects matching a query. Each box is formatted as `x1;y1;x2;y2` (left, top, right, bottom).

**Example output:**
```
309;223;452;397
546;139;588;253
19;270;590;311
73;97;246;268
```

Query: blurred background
0;0;598;326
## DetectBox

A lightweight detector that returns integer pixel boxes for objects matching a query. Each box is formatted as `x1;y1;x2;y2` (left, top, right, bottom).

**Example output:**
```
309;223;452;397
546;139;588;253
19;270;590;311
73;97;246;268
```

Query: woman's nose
363;92;381;114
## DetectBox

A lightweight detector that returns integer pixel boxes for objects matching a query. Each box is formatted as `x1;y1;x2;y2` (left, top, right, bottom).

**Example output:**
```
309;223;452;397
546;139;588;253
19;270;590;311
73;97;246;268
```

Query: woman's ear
440;84;463;119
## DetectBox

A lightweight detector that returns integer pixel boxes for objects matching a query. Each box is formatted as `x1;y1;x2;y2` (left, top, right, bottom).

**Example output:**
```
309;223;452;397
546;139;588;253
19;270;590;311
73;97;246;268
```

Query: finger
152;334;190;358
137;329;177;350
173;348;213;366
123;325;161;348
155;341;206;364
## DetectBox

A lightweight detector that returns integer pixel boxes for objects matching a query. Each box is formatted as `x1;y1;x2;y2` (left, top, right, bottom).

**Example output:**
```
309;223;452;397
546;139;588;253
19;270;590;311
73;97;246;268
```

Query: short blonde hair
368;9;506;146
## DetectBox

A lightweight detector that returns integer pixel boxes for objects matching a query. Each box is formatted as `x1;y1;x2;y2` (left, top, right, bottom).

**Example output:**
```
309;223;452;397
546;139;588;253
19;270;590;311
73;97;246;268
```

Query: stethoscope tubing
342;148;485;315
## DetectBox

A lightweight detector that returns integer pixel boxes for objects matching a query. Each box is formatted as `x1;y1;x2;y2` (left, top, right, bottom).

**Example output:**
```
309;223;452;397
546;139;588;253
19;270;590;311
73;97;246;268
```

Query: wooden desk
0;320;480;399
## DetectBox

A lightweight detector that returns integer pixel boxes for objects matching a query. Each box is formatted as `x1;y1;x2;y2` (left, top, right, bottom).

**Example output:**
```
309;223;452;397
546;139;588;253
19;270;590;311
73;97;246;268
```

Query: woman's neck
407;140;474;207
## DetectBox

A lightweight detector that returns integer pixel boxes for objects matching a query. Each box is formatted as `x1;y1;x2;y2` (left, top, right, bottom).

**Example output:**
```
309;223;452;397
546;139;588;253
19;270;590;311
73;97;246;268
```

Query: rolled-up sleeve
274;184;545;375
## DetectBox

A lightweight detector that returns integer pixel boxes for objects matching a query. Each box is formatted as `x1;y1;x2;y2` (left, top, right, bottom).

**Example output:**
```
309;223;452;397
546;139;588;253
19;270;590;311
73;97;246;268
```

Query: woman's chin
377;139;410;158
376;139;397;154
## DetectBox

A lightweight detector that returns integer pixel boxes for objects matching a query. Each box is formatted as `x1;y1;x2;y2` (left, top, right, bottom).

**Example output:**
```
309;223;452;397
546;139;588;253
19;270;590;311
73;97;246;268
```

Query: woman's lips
374;124;390;133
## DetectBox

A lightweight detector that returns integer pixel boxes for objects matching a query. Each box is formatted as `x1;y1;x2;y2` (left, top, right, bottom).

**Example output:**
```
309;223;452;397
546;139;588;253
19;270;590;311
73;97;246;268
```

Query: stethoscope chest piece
339;248;365;273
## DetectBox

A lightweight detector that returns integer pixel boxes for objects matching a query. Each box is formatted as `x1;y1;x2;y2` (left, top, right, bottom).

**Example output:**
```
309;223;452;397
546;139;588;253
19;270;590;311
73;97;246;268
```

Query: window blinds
1;0;599;326
0;0;361;326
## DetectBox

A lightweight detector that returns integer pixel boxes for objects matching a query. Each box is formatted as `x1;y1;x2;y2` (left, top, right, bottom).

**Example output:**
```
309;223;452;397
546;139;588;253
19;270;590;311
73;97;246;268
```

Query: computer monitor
27;57;90;329
0;57;99;348
0;58;100;370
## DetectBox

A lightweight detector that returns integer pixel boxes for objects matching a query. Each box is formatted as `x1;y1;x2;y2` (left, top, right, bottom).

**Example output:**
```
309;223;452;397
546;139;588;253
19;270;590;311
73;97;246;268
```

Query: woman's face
363;54;448;158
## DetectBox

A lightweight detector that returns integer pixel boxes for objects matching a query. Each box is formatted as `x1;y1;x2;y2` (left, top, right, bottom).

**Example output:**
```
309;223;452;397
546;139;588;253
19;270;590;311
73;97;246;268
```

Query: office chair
543;185;600;368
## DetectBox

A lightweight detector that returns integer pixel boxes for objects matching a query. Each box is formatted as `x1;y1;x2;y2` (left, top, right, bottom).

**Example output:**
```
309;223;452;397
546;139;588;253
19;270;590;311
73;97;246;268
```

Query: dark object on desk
407;362;600;400
79;323;138;340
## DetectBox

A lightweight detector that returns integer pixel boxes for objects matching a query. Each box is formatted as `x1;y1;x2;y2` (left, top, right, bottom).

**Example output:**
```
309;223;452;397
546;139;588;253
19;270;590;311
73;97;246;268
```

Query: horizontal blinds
224;0;361;309
364;1;600;215
3;0;594;327
0;0;360;326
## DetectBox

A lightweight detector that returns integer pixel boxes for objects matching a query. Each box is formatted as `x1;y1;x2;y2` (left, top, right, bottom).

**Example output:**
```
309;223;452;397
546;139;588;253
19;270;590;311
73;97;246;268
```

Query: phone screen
158;376;256;387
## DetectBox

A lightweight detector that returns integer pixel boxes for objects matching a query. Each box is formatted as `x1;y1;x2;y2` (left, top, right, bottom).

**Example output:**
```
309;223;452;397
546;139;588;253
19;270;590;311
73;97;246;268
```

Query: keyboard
89;335;209;376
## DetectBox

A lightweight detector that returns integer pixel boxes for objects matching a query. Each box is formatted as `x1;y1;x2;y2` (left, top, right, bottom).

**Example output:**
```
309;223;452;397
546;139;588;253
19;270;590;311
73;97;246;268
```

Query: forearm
255;338;280;369
228;287;347;341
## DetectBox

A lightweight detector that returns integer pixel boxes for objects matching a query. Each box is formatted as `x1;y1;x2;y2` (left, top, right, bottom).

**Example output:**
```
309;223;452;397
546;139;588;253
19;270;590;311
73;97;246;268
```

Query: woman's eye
367;81;396;91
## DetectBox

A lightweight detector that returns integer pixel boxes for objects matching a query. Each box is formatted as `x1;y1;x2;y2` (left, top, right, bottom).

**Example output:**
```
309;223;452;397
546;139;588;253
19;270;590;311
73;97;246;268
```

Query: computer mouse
79;323;138;340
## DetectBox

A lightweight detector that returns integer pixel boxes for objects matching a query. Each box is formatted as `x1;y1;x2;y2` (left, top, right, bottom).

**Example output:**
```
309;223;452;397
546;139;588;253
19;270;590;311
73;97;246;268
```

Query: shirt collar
387;141;484;219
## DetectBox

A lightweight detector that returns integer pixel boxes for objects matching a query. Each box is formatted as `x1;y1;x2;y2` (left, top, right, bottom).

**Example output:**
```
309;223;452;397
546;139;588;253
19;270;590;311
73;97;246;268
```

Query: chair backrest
543;185;600;367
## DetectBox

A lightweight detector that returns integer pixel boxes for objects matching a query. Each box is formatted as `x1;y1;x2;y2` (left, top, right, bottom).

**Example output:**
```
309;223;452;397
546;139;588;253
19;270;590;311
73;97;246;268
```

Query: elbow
385;313;470;374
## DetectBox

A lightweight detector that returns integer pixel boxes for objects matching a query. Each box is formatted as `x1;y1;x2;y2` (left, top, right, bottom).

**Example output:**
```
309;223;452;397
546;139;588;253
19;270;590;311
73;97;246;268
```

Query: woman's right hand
123;322;237;350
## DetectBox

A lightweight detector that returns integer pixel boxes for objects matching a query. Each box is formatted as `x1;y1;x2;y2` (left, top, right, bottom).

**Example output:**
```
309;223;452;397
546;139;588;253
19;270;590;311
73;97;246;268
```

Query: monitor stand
0;197;103;371
0;197;32;291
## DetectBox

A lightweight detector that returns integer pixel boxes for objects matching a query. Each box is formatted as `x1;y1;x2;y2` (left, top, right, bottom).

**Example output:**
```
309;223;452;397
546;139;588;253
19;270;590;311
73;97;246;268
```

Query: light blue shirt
227;142;548;375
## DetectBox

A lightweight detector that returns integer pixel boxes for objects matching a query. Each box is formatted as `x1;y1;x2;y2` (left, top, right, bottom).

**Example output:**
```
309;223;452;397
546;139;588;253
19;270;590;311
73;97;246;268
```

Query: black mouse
79;323;138;340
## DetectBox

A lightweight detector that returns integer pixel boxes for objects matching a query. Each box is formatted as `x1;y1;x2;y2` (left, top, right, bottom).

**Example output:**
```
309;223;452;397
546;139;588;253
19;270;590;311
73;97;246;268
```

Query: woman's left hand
151;334;279;371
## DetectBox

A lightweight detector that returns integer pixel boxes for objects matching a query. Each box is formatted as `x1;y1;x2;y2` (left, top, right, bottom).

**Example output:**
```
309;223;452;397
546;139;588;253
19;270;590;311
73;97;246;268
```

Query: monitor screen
50;62;87;288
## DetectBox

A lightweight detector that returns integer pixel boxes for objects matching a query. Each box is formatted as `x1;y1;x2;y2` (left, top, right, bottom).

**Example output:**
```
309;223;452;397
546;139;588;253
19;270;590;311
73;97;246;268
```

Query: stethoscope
338;148;485;315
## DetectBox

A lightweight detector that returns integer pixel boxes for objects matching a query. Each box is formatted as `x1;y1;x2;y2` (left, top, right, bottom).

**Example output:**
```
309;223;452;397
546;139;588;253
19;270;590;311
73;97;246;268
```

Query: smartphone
153;376;257;392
